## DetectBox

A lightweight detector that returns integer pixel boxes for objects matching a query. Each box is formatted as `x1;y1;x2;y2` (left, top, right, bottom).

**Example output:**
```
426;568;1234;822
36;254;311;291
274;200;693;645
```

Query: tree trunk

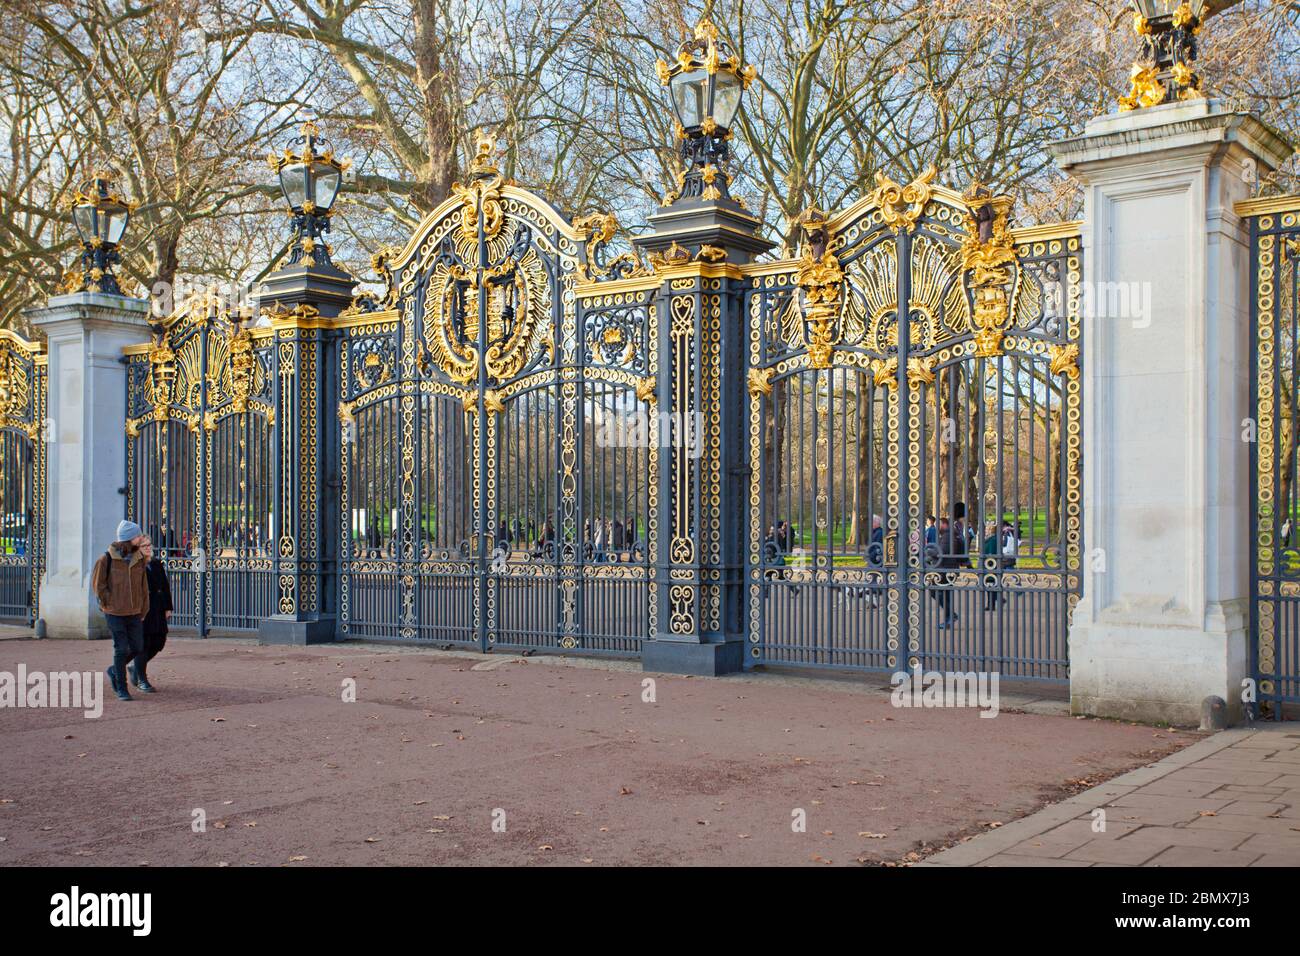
1048;404;1062;537
850;383;870;546
412;0;458;209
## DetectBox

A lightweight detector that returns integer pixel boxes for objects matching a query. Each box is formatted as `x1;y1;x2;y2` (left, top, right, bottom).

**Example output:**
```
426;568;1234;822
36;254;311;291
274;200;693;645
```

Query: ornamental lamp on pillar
268;120;349;268
639;18;772;265
260;120;356;318
66;173;136;295
1118;0;1241;111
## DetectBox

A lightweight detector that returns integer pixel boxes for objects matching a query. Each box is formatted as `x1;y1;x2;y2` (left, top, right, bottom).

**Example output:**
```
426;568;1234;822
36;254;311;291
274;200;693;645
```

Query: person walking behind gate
934;516;967;630
982;521;1001;611
91;520;151;702
129;535;172;693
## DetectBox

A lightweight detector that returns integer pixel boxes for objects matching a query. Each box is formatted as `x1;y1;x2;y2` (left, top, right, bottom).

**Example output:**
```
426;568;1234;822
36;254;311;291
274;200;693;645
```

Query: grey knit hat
116;519;143;542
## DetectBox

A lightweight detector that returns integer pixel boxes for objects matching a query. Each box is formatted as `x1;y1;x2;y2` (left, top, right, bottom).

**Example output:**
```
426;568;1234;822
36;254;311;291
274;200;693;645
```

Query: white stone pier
25;292;151;639
1050;100;1293;724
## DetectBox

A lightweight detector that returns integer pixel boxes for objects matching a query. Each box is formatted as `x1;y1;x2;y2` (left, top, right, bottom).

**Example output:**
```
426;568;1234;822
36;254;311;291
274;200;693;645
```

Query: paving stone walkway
920;722;1300;867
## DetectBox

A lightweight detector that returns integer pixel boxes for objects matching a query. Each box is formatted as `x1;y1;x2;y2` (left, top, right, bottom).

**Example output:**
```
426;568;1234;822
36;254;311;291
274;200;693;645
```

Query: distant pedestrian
1001;521;1019;569
91;520;151;702
867;514;884;567
934;516;966;629
982;521;1001;610
130;536;173;693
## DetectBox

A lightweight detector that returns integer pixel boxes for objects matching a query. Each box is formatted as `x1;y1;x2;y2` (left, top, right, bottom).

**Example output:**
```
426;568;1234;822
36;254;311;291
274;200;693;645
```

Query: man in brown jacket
91;519;151;701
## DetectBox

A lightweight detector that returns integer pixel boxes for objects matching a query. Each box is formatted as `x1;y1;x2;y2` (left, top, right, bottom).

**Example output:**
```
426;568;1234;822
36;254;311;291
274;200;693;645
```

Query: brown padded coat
91;544;150;618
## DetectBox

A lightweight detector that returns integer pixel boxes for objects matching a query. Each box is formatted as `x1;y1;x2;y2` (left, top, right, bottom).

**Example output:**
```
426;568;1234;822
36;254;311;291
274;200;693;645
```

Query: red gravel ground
0;636;1194;866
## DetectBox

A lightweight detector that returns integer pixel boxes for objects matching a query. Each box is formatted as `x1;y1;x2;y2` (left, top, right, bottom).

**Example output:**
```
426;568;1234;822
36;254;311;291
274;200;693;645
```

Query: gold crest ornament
871;168;936;233
794;207;844;369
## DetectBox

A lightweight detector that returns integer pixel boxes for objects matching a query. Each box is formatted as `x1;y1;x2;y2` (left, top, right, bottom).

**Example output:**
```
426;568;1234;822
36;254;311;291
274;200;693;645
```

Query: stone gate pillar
25;291;151;639
634;185;772;675
1050;100;1293;724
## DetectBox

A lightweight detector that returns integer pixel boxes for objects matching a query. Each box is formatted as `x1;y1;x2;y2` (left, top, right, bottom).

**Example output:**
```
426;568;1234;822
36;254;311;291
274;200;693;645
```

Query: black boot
106;666;132;701
130;660;155;693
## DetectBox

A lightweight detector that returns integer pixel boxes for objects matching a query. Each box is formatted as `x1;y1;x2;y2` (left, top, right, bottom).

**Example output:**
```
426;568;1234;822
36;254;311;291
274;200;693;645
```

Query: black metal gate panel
1248;197;1300;716
126;295;278;632
0;332;46;625
745;176;1083;679
337;157;655;652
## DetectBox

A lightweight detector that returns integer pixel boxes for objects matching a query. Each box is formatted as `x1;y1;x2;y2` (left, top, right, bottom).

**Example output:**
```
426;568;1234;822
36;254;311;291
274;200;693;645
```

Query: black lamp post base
258;260;356;319
635;197;774;265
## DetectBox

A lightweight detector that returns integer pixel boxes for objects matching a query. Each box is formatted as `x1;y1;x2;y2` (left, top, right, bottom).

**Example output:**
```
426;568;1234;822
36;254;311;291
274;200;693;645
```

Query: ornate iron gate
0;332;47;624
1247;195;1300;717
744;175;1083;679
126;295;278;632
122;149;1084;672
337;145;655;652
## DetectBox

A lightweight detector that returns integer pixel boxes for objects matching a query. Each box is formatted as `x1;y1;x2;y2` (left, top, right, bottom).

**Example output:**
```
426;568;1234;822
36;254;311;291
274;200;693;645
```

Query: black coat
143;558;173;636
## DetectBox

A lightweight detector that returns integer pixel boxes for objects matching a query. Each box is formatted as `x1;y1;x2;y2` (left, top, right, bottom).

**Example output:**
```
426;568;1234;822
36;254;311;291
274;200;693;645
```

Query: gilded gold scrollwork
1048;343;1080;380
960;182;1019;358
1118;63;1166;112
795;207;843;369
747;365;774;397
451;131;505;245
906;354;937;387
635;376;657;403
871;167;936;233
871;356;899;389
0;341;34;433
